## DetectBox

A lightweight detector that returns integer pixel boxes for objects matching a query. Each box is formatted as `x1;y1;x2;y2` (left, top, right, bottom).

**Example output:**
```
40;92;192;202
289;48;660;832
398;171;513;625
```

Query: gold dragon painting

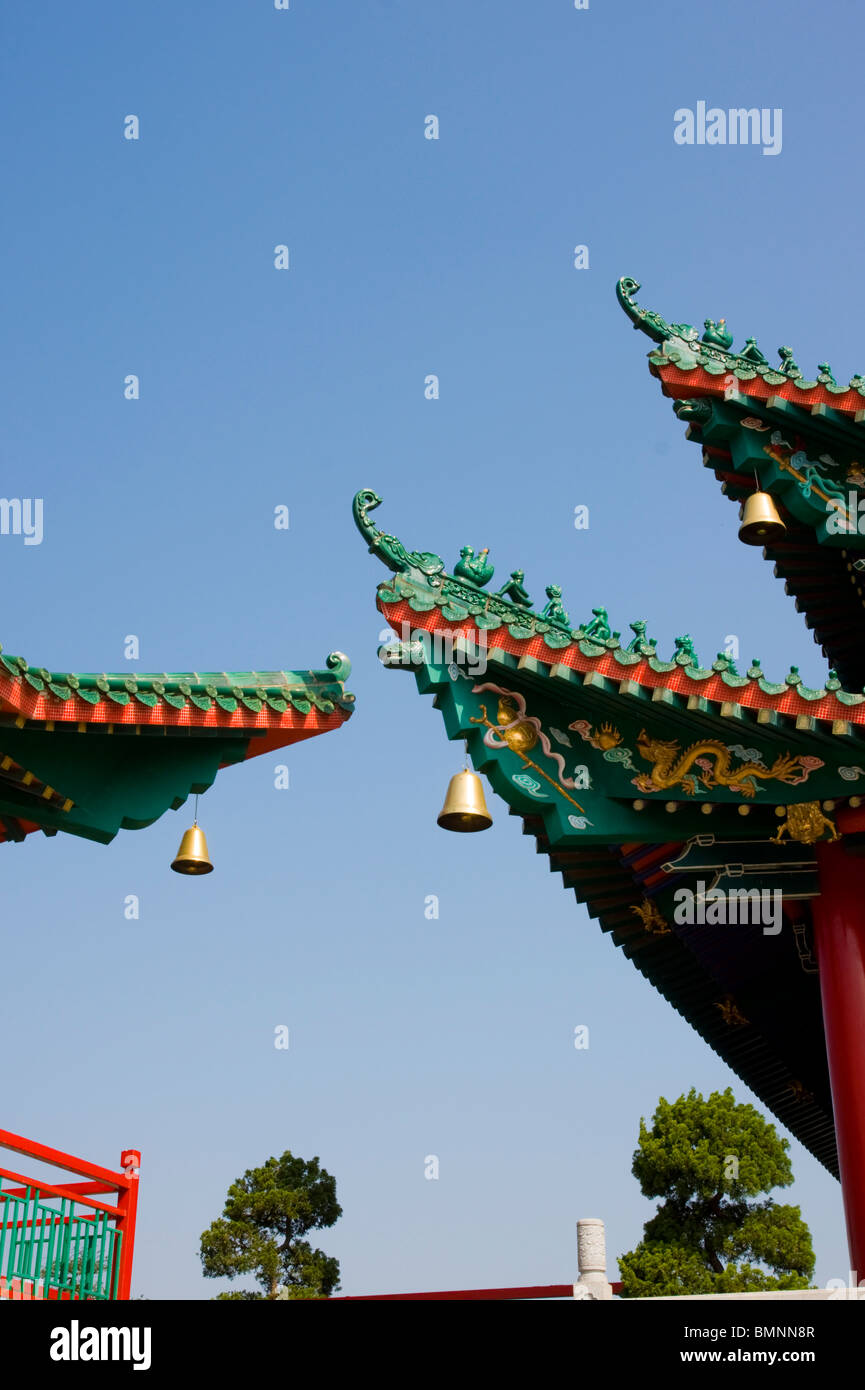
631;730;823;798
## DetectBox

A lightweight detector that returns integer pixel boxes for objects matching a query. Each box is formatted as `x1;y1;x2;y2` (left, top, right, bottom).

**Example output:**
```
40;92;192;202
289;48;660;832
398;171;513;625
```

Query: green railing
0;1180;122;1300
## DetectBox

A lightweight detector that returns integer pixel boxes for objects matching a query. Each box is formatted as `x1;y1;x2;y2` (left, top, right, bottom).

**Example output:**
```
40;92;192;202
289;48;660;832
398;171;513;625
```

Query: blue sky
2;0;859;1296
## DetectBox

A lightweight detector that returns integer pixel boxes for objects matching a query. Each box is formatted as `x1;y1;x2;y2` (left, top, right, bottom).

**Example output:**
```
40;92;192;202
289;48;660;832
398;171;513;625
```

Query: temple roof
356;486;865;732
0;647;354;724
617;275;865;411
618;277;865;688
376;575;865;726
358;488;847;1175
0;646;354;848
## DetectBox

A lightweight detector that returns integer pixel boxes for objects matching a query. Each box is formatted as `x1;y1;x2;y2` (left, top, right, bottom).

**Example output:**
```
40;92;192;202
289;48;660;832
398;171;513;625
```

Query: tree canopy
618;1087;814;1297
200;1151;342;1300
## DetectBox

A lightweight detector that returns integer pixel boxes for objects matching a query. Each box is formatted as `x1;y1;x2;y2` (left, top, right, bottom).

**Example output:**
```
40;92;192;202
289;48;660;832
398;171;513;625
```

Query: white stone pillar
574;1218;613;1300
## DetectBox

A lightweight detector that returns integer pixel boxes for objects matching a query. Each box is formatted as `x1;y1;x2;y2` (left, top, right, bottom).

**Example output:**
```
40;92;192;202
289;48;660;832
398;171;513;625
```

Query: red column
811;841;865;1278
114;1150;141;1300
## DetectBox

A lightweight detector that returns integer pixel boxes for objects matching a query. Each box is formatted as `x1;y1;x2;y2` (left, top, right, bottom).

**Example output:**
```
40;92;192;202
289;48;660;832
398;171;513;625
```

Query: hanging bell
738;490;786;545
437;769;493;833
170;824;214;874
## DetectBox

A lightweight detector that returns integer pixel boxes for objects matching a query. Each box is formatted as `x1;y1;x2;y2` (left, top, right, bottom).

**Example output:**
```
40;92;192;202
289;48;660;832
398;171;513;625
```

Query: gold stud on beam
738;805;751;816
738;491;786;545
701;804;713;815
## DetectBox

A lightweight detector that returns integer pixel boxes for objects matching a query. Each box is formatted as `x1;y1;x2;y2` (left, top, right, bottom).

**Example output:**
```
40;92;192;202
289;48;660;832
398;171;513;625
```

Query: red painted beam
0;1216;98;1233
0;1129;133;1190
812;842;865;1277
0;1166;121;1218
0;1180;118;1200
329;1282;623;1301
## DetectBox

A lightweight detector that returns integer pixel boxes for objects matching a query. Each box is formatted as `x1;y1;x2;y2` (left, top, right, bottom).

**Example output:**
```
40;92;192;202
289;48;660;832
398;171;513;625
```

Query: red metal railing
0;1129;140;1300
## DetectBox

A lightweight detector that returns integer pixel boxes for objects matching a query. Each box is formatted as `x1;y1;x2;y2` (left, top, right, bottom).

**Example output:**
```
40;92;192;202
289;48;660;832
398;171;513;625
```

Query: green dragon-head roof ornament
353;488;577;631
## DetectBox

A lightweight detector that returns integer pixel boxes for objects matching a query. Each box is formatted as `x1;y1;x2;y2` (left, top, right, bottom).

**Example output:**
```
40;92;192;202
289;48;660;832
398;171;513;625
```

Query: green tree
618;1087;814;1297
200;1151;342;1300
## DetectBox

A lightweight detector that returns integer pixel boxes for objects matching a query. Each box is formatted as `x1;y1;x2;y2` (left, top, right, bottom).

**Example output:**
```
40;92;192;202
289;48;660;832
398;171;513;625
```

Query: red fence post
114;1150;141;1300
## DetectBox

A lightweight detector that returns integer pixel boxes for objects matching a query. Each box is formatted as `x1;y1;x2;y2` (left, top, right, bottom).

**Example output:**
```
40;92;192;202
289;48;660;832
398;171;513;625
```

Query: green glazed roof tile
620;275;865;401
356;488;865;723
0;643;355;717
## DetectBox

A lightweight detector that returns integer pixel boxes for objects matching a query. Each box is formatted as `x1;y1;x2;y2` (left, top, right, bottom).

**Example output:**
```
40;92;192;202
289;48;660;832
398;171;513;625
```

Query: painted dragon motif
632;729;821;798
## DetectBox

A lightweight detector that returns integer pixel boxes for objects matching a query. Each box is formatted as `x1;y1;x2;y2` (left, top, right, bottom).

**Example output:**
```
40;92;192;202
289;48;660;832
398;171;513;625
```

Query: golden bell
170;824;214;874
437;769;493;833
738;490;786;545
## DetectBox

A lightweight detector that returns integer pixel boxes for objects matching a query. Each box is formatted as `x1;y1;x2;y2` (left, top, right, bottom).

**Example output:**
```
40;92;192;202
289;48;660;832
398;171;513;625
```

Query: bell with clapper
170;795;214;874
437;746;493;833
738;483;786;545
